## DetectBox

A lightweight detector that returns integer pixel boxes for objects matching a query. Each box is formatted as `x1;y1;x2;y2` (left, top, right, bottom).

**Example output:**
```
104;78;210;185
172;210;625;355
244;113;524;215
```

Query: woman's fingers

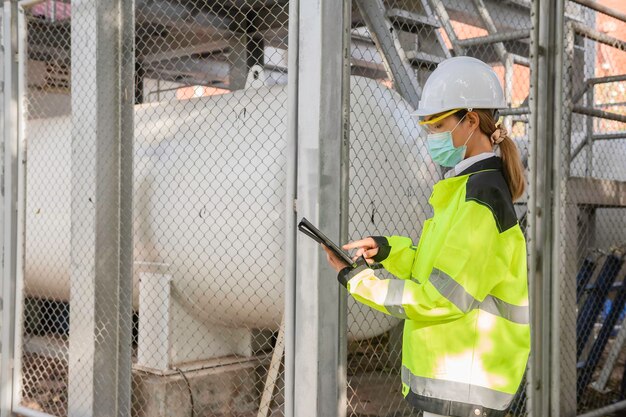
342;237;376;251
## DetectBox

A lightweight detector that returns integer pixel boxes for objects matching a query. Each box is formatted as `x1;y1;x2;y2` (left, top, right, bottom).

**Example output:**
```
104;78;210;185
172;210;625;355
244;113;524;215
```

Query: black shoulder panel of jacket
465;169;518;234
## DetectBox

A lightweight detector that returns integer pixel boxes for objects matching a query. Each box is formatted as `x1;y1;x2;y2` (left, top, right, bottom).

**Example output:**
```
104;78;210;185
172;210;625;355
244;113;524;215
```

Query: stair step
386;8;440;34
406;50;445;67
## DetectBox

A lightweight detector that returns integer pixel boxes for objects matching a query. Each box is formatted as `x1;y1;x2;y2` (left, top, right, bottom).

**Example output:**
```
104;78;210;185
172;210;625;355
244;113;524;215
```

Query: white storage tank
24;76;436;342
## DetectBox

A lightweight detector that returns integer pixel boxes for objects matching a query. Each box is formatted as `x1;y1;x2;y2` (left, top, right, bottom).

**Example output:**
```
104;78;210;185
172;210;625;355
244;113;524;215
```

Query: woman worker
324;56;530;417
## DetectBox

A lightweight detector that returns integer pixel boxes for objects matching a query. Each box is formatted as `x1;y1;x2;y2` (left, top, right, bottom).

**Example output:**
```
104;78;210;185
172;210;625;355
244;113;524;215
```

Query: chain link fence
17;0;290;416
559;1;626;415
3;0;626;417
346;1;531;416
19;2;72;414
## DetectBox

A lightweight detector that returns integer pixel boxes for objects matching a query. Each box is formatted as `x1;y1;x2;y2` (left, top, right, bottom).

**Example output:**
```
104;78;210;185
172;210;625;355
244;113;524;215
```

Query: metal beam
294;0;347;416
67;0;134;416
354;0;420;109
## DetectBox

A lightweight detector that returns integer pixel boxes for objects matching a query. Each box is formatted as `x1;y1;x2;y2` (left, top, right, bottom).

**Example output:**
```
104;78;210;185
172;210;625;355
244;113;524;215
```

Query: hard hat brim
410;103;508;118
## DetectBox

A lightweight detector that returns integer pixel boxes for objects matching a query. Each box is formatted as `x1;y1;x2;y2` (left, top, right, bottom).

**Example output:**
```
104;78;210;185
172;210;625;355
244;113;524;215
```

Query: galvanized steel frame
528;0;567;416
1;2;20;416
292;1;349;416
9;2;33;414
66;0;135;416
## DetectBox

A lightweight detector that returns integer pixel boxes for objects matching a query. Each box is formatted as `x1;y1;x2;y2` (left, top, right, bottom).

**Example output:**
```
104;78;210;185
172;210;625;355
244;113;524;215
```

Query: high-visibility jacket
338;156;530;417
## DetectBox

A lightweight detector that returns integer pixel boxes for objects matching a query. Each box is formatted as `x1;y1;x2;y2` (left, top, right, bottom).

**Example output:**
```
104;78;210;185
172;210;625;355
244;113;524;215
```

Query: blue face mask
425;114;475;167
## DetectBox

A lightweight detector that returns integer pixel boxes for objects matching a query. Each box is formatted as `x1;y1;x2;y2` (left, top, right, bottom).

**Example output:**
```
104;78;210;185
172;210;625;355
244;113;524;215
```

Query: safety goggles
418;108;468;134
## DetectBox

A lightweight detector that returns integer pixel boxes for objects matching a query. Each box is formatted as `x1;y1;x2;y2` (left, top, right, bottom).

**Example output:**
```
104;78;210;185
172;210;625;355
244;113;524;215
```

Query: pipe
592;132;626;140
572;21;626;51
571;0;626;24
456;29;531;47
500;107;530;116
588;74;626;85
571;76;626;105
511;54;530;67
573;105;626;123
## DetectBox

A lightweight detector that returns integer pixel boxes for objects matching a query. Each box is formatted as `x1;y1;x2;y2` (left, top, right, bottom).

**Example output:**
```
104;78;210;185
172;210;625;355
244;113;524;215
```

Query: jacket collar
455;155;503;176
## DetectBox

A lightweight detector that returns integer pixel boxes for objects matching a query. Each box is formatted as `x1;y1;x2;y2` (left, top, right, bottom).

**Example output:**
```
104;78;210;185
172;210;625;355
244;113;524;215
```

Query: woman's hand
343;237;379;263
322;237;380;273
322;245;349;273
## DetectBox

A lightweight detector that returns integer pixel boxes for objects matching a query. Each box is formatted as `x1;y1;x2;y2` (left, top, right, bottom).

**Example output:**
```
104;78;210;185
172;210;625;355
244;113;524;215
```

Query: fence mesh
560;1;626;415
346;1;531;416
7;0;626;416
19;1;289;416
20;2;72;414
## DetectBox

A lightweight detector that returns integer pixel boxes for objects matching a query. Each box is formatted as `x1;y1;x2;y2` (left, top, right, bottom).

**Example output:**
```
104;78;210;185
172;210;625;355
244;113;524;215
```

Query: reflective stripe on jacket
339;157;530;417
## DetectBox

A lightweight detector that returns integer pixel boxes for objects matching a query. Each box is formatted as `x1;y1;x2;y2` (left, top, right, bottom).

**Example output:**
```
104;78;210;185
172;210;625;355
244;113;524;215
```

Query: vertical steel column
294;0;347;416
0;2;18;416
554;19;577;417
10;3;30;410
285;1;299;416
338;0;352;413
118;1;134;414
528;0;566;415
68;1;134;416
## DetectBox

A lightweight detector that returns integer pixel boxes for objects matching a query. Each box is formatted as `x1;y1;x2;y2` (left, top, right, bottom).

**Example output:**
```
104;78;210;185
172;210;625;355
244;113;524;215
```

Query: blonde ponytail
475;110;526;201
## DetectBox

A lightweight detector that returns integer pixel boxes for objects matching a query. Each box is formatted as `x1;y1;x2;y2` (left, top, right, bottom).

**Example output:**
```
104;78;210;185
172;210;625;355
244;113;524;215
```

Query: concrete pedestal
132;357;266;417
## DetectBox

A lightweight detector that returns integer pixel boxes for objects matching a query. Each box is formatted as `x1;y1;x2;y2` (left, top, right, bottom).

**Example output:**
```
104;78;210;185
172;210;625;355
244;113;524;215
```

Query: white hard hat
411;56;507;118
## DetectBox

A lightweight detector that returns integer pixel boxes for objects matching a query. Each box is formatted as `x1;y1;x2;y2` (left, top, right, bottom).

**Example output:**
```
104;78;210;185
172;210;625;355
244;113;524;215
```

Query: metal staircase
350;0;535;115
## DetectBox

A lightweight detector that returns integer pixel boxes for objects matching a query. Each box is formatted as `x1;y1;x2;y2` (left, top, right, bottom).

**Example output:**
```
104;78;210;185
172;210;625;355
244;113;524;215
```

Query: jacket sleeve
369;235;418;280
343;201;508;324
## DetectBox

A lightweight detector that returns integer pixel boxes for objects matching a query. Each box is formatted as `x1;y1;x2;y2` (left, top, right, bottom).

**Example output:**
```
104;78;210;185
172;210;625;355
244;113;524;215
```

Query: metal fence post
294;0;347;416
0;2;19;416
285;2;299;417
528;0;566;415
67;0;134;416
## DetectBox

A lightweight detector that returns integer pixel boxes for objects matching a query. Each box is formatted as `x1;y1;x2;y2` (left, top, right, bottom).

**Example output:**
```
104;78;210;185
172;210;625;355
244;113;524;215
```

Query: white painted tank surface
24;76;436;340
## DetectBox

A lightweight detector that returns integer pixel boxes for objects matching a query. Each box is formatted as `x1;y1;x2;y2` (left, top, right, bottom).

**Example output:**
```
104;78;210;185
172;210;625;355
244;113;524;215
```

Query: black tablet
297;217;357;268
